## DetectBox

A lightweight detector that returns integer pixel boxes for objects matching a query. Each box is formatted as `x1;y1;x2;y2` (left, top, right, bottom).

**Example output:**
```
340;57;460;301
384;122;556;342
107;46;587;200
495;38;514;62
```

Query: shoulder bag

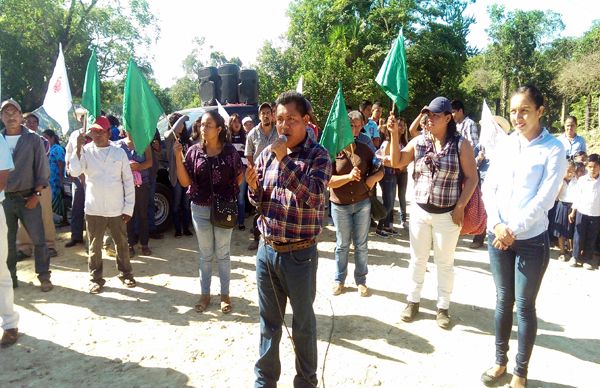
457;137;487;235
208;157;238;229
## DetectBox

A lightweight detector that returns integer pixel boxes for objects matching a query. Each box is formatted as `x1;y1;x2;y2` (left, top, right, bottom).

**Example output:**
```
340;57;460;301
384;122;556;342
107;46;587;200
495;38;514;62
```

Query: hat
421;97;452;114
0;98;22;113
493;115;511;133
258;102;272;113
89;116;111;131
242;116;253;125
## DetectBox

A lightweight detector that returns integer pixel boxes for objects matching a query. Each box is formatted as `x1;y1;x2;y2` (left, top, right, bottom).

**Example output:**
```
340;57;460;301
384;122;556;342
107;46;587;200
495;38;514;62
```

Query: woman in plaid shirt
388;96;478;329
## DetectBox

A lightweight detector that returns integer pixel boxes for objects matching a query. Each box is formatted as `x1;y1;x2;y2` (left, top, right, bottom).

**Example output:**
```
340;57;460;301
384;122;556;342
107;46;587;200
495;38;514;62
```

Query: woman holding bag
174;111;243;314
388;97;478;329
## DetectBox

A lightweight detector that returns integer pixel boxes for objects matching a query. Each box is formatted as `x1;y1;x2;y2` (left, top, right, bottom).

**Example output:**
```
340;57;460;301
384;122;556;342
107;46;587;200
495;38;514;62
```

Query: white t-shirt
5;135;21;155
0;136;15;202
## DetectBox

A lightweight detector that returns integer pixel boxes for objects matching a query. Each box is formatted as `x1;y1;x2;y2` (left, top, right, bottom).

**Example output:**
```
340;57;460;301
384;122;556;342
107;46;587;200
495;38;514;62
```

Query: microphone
271;134;288;155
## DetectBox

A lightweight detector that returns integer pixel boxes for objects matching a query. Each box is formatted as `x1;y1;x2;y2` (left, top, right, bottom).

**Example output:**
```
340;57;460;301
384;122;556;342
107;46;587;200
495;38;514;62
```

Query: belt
5;189;34;199
264;238;316;253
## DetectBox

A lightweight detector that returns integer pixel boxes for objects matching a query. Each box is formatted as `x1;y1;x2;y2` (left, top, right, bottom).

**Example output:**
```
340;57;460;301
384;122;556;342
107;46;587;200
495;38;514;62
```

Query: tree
0;0;159;111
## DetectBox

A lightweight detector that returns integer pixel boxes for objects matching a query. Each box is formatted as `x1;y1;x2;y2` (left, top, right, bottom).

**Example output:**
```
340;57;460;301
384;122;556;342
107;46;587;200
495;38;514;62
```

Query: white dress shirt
483;128;567;239
69;143;135;217
572;174;600;217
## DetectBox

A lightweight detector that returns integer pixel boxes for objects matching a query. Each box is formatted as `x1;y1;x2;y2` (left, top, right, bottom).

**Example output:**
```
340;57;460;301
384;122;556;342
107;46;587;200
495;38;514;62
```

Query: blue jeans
392;170;408;223
3;195;50;281
572;212;600;264
255;240;318;388
237;173;247;226
70;177;85;241
172;183;191;233
191;203;232;295
488;231;549;378
331;198;370;285
377;170;397;229
128;183;150;247
147;177;157;233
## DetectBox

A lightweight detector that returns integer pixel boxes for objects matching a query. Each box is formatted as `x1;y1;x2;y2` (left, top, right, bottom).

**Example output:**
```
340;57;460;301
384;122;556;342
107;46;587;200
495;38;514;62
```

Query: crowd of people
0;84;599;387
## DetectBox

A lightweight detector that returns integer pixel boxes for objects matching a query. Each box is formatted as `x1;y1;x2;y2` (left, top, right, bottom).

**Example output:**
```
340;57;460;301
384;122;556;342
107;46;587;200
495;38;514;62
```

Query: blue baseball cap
421;97;452;114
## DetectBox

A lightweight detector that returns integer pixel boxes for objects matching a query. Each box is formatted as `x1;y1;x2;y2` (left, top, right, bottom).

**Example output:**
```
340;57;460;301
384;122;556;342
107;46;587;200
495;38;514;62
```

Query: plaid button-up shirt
249;134;332;242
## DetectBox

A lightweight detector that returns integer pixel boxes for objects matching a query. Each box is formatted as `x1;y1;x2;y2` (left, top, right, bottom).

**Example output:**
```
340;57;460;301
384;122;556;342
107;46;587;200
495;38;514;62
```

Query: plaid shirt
456;117;479;147
249;134;332;242
413;133;463;208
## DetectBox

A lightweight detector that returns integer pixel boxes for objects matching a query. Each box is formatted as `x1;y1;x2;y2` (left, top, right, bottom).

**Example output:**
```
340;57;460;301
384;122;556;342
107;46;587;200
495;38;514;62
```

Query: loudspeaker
218;64;240;104
198;66;221;106
238;69;258;105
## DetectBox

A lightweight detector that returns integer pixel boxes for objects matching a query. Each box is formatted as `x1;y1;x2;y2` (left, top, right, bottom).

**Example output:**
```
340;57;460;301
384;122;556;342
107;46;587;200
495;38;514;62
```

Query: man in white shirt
69;116;136;294
0;134;19;347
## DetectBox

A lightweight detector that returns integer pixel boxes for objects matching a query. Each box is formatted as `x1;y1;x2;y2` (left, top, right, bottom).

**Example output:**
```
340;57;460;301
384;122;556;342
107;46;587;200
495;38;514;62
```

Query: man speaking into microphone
246;91;332;388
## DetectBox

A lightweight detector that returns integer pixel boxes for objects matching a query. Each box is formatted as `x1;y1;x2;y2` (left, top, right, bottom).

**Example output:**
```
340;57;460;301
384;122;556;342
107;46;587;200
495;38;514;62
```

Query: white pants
0;204;19;330
407;204;460;310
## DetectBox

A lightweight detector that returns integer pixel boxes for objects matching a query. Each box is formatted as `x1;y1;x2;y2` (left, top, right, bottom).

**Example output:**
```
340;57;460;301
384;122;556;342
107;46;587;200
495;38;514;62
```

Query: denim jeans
488;231;549;378
255;240;318;388
572;212;600;264
331;198;370;285
377;170;397;229
191;203;232;295
147;177;157;233
70;177;85;241
393;170;408;223
3;195;50;282
172;182;191;233
237;172;248;227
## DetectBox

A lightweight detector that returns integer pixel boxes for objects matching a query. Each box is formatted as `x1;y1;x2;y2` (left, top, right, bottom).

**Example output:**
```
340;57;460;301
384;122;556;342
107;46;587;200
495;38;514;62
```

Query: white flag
296;75;303;94
479;99;507;160
43;43;73;134
216;99;230;124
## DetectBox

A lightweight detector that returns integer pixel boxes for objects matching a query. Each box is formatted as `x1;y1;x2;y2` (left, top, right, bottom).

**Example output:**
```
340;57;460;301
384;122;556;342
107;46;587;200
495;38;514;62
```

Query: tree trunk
585;93;591;131
597;94;600;130
500;77;509;117
561;98;567;124
494;99;500;116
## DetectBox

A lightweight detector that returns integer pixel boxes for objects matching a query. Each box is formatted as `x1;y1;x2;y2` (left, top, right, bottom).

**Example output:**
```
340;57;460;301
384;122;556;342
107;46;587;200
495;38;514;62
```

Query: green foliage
169;76;201;109
0;0;159;112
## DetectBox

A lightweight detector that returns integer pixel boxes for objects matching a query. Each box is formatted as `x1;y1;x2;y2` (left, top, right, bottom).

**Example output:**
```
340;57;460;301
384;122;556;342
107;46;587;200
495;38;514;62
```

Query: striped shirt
249;133;332;242
413;132;463;209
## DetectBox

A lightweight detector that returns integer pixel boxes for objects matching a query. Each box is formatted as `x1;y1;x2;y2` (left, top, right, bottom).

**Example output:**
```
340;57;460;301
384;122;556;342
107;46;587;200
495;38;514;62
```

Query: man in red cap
0;99;52;292
69;116;137;294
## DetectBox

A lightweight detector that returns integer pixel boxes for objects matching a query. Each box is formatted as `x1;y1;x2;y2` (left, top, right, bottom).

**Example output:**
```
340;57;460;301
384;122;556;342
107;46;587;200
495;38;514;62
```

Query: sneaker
375;229;389;238
436;309;451;329
583;262;594;270
400;302;419;322
332;282;344;296
357;284;369;297
0;328;18;348
40;279;53;292
383;227;399;237
247;240;259;250
569;258;582;267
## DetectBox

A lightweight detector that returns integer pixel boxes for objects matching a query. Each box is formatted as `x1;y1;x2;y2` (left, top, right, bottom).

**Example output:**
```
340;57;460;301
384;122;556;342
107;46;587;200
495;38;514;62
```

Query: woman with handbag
480;85;567;388
329;110;384;297
174;111;243;314
388;97;478;329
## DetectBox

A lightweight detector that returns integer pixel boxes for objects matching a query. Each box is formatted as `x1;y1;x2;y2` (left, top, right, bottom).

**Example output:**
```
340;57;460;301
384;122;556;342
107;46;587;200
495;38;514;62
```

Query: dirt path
2;208;599;387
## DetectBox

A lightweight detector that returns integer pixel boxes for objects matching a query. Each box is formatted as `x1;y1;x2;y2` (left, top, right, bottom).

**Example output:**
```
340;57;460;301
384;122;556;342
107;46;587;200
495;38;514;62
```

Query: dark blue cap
421;97;451;114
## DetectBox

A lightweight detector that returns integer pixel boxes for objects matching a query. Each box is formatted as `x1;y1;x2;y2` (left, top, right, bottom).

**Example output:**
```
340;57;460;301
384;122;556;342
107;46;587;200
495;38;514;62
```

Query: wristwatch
33;191;42;197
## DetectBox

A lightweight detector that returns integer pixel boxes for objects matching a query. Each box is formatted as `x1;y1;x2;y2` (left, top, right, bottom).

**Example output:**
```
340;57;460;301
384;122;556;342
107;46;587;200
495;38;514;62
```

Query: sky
149;0;600;88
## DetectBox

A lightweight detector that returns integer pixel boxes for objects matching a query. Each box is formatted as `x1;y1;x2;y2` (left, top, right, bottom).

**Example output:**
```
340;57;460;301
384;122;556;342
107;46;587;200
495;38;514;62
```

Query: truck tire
154;182;172;233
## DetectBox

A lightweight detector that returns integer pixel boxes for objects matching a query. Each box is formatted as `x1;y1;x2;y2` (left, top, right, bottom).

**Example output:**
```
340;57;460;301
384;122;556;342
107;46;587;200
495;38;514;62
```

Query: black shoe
480;367;507;387
174;231;182;238
16;251;30;262
48;248;58;257
436;309;451;329
149;232;164;240
183;229;193;236
65;239;84;248
238;225;246;231
400;302;419;322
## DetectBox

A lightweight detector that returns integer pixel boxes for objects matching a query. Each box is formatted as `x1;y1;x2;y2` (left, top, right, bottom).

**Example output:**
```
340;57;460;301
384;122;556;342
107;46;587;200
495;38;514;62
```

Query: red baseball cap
90;116;110;131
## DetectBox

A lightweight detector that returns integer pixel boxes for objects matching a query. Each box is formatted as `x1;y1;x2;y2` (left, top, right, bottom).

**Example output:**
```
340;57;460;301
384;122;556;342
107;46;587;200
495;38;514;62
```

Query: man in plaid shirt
247;91;332;388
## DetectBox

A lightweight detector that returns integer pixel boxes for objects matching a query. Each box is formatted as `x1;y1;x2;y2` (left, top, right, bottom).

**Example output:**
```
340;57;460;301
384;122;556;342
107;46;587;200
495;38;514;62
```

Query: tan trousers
17;187;56;253
86;215;132;282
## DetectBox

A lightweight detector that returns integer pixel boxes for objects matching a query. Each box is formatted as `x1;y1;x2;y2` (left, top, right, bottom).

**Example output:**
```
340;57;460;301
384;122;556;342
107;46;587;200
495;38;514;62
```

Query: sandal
89;283;103;294
220;295;232;314
194;294;210;313
119;276;136;288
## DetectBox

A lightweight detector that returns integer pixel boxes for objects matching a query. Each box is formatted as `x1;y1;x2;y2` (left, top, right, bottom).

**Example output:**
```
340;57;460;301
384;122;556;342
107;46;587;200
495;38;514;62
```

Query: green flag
375;28;409;112
319;83;354;159
122;59;164;153
81;48;101;125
